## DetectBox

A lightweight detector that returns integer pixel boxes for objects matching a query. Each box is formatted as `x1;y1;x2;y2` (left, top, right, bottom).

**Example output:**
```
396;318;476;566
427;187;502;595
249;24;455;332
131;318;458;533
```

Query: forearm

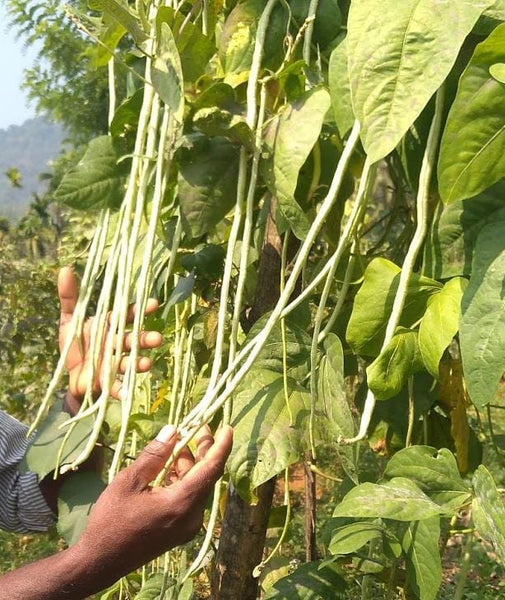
0;543;119;600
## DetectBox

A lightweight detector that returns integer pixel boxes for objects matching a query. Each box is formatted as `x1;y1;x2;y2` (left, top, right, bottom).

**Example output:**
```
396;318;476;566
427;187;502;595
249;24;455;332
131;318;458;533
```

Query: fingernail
156;425;177;443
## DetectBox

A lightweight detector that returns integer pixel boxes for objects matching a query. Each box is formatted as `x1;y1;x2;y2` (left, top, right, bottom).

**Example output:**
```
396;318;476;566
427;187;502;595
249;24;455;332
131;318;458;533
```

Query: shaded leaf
419;277;467;377
460;221;505;407
423;181;505;279
165;273;195;312
54;136;129;211
472;465;505;564
21;408;95;479
57;472;106;546
347;0;487;162
228;369;310;503
402;517;442;600
264;560;347;600
347;258;441;357
367;328;424;400
176;135;239;238
328;37;354;137
89;0;147;45
329;522;385;555
439;23;505;203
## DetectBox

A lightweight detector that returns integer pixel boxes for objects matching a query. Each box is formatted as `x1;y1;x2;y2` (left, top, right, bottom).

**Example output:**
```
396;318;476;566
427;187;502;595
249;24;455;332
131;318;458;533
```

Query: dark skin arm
0;424;233;600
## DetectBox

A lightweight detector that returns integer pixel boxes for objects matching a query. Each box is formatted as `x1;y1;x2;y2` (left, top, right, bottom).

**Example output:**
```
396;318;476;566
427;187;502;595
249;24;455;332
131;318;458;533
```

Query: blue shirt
0;411;56;532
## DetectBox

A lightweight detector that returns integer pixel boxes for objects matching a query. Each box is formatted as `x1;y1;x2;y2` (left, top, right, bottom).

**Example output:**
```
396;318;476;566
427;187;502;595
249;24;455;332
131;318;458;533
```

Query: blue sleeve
0;411;56;533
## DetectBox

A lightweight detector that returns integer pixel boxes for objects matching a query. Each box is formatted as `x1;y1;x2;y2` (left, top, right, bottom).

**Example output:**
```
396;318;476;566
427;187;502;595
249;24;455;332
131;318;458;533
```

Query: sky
0;3;39;130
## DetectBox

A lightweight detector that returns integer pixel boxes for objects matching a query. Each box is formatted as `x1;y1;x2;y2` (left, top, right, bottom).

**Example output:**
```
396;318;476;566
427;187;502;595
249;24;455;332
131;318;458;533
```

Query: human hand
73;425;233;586
58;267;162;413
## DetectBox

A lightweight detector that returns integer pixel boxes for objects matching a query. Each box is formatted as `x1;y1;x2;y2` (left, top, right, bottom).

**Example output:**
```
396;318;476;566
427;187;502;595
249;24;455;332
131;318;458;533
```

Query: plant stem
454;531;473;600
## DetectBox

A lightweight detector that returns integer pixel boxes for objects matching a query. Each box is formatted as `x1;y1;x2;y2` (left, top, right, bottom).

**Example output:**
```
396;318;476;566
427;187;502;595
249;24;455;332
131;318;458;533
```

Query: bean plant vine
22;1;505;599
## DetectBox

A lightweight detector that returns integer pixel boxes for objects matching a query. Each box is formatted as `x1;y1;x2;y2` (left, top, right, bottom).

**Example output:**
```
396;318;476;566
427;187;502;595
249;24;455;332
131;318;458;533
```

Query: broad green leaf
329;522;384;555
128;412;167;441
165;273;195;313
152;23;184;122
54;136;129;211
21;408;95;479
91;21;126;68
384;446;471;511
347;258;441;357
193;106;253;148
89;0;147;45
57;472;106;546
228;369;310;503
176;135;239;238
134;574;176;600
367;328;424;400
472;465;505;564
460;222;505;407
423;181;505;279
156;7;215;82
269;87;331;240
247;315;312;380
402;517;442;600
333;478;448;521
328;37;354;136
347;0;487;162
110;88;143;141
318;334;358;482
264;560;347;600
439;23;505;203
419;277;467;377
483;1;505;23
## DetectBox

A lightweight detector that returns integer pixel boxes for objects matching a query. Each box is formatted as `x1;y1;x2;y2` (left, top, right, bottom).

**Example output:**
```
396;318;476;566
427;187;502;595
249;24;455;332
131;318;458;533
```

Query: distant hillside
0;117;65;221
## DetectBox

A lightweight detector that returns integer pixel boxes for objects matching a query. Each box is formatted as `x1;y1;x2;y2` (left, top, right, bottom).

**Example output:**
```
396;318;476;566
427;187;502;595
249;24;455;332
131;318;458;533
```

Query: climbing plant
21;0;505;598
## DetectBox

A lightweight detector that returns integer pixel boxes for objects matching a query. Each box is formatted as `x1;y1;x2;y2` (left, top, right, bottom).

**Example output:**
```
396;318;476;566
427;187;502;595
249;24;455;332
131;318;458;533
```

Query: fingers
194;425;215;462
58;267;78;325
118;354;152;374
110;298;159;325
120;425;177;490
124;330;162;351
177;426;233;497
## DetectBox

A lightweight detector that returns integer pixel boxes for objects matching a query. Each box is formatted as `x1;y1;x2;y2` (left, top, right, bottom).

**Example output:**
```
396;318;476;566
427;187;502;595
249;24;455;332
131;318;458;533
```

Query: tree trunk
211;197;299;600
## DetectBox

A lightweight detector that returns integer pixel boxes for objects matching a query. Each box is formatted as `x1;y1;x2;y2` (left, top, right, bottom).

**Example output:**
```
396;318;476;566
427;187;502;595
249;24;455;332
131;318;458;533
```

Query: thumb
122;425;177;490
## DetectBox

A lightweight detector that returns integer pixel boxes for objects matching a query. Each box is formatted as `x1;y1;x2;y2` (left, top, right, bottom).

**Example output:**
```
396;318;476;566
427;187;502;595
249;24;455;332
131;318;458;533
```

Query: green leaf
329;522;385;555
472;465;505;564
21;408;95;479
289;0;343;51
485;0;505;20
328;37;354;137
460;221;505;407
347;0;487;162
367;328;424;400
176;135;239;238
490;62;505;82
384;446;471;511
423;181;505;279
134;573;176;600
247;315;312;380
110;88;143;140
152;23;184;122
228;369;310;503
268;87;331;240
54;136;129;211
165;273;195;313
57;472;106;546
333;478;448;521
318;334;358;482
263;560;347;600
193;106;253;148
89;0;147;45
419;277;467;377
347;258;441;357
402;517;442;600
439;23;505;203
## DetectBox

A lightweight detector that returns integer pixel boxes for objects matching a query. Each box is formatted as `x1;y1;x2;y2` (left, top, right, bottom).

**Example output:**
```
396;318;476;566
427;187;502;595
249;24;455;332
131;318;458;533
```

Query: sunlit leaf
472;465;505;564
264;560;347;599
418;277;467;377
347;0;487;162
152;23;184;122
328;37;354;137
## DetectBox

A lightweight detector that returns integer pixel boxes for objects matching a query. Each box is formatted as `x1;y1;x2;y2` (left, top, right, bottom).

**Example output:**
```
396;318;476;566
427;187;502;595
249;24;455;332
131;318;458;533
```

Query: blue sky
0;3;39;130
